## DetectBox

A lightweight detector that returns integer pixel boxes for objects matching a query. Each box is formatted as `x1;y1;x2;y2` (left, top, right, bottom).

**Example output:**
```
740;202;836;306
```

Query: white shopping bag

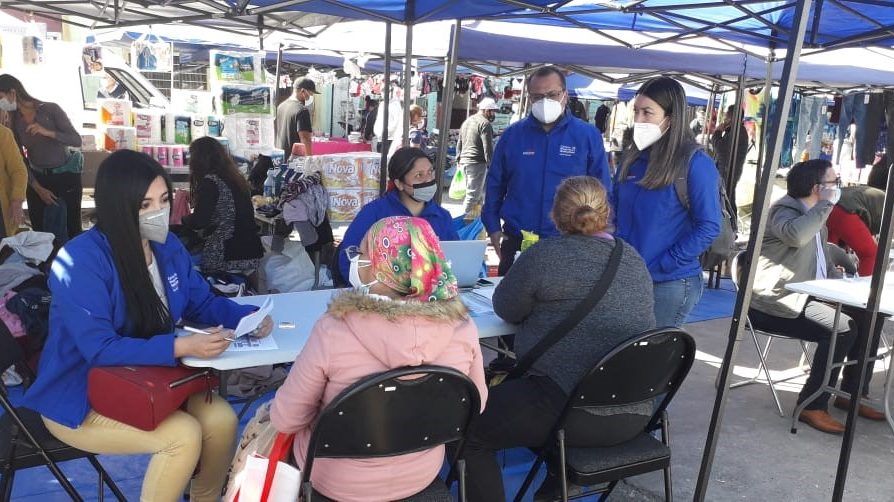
226;433;300;502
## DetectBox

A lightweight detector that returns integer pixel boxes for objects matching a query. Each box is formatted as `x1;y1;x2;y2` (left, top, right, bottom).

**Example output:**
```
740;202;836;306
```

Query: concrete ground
610;317;894;502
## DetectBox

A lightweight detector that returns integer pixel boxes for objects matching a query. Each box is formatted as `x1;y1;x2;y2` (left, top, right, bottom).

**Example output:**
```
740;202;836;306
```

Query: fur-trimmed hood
326;290;468;322
323;290;473;369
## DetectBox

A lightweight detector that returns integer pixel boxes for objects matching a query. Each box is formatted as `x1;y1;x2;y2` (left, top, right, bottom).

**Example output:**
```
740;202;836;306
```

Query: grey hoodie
751;195;840;319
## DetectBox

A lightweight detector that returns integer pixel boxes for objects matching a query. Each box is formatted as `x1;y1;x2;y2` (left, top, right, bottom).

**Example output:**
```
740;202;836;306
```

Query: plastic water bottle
263;168;276;198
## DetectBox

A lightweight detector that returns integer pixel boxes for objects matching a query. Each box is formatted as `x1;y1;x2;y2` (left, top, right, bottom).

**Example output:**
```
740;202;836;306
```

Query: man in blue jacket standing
482;66;612;275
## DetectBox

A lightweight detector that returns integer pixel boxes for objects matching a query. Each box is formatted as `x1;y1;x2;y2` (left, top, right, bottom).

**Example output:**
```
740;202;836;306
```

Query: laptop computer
440;240;488;288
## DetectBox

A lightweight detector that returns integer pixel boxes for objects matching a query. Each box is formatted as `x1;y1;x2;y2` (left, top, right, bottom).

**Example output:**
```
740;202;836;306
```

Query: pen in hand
181;325;236;342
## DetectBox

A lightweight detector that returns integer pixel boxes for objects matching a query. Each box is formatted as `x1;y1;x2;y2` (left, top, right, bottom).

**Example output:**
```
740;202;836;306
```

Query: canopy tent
617;81;715;106
565;73;619;100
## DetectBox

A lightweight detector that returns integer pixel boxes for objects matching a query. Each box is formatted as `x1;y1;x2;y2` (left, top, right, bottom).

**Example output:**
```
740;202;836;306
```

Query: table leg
218;369;229;398
885;350;894;433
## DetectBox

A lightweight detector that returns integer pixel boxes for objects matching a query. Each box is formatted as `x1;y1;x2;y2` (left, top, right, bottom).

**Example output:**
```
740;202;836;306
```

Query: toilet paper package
357;153;382;190
206;116;223;137
169;145;185;168
361;189;380;206
321;155;361;189
98;99;132;127
163;113;177;143
134;110;163;143
103;126;137;151
220;85;273;115
327;189;363;222
191;116;208;140
156;145;170;167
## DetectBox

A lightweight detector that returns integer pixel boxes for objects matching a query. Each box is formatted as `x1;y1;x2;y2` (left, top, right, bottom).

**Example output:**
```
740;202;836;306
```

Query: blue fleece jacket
23;228;255;428
614;149;722;283
337;190;460;280
482;110;611;239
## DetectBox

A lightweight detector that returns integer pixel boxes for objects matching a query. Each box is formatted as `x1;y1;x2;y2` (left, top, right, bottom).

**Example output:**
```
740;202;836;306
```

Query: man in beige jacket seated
749;159;884;434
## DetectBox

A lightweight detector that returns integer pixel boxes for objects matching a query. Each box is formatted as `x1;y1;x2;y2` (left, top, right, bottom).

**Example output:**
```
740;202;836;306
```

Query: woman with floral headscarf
271;216;488;501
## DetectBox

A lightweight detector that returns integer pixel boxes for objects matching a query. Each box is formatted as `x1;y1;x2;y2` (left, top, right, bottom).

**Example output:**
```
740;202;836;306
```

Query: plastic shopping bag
228;432;300;502
448;165;466;200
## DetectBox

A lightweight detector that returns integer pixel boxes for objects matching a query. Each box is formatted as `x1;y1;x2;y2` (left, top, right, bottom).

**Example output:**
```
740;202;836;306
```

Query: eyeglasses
344;245;370;265
528;90;565;101
819;177;841;188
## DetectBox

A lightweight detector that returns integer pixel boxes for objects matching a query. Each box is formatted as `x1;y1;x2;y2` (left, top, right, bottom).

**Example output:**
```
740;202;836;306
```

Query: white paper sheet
226;334;279;352
461;292;494;317
235;297;274;337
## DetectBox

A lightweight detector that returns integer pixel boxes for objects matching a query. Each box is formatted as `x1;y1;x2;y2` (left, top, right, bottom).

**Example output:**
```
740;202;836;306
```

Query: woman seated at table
181;136;264;276
462;176;656;502
336;147;459;283
22;150;273;502
271;216;488;501
749;159;884;434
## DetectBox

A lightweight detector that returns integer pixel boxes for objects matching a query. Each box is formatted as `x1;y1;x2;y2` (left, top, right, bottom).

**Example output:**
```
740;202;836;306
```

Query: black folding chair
0;323;125;502
301;365;481;502
513;328;696;502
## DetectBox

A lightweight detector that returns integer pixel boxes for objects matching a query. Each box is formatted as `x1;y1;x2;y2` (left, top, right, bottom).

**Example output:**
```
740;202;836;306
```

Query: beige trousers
44;393;237;502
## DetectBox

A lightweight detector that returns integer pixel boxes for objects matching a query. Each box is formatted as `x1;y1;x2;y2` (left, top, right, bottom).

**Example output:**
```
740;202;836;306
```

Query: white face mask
633;120;667;150
303;94;314;108
138;207;170;244
409;179;437;203
0;97;16;112
349;255;378;294
531;98;563;124
822;186;842;204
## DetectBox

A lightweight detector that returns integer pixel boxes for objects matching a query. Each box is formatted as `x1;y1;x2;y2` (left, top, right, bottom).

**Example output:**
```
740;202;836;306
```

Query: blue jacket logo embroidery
167;273;180;292
559;145;576;156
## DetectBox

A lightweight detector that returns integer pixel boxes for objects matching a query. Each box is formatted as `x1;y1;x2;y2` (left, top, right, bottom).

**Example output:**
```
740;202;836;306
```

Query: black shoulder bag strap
506;240;624;380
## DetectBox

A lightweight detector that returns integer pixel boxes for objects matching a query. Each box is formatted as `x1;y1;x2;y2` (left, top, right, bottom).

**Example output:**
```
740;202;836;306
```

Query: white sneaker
2;368;23;387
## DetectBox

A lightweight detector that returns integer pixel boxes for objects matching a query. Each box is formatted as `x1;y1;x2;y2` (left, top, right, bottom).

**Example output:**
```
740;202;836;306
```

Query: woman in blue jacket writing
23;150;272;502
614;77;721;327
337;147;458;283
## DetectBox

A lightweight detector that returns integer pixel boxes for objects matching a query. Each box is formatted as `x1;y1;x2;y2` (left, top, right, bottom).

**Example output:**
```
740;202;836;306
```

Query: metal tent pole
379;21;392;194
274;43;283;107
434;20;461;203
402;14;414;148
704;84;718;147
832;114;894;500
693;0;813;500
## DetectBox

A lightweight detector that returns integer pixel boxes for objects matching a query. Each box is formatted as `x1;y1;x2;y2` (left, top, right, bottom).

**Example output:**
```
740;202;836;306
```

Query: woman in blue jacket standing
337;147;458;283
23;150;272;502
614;77;721;327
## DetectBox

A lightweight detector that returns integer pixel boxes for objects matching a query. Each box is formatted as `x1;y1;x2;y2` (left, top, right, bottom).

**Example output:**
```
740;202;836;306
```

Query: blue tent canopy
243;0;557;23
503;1;894;50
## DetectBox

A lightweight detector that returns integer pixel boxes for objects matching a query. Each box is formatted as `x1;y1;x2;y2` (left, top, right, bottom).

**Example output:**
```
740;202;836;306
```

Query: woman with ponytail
462;176;655;501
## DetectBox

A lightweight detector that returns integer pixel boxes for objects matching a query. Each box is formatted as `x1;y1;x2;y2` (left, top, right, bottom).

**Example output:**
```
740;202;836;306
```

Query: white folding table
785;278;894;433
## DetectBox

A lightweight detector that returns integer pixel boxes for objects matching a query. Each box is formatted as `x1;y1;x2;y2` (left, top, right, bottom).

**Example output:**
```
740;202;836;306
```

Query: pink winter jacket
270;291;488;501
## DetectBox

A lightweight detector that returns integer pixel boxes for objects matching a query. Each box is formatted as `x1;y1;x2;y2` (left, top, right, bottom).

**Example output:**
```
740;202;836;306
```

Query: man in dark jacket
711;104;749;214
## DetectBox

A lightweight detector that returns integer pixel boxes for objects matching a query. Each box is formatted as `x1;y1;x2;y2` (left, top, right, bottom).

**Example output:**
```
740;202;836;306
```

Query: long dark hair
188;136;250;198
95;150;173;339
0;74;42;104
619;77;699;189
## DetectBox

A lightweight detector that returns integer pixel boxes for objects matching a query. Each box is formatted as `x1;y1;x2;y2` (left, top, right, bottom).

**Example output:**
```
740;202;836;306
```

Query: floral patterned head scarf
363;216;458;301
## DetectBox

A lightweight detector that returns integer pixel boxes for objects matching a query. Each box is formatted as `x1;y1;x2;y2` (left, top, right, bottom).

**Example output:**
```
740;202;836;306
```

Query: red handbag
87;366;219;431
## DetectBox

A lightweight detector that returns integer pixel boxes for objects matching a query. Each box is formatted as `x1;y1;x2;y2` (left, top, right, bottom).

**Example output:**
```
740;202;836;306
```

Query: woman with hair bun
462;176;656;501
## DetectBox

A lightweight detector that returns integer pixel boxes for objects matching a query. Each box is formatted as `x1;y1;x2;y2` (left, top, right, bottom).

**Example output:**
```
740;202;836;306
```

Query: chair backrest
560;327;696;447
302;365;481;481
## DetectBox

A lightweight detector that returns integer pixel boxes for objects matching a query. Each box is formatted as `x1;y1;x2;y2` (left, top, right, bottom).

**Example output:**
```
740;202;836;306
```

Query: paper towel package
220;85;273;115
327;189;363;222
98;99;132;127
163;113;176;144
134;110;163;143
321;155;361;189
103;126;137;151
207;116;222;137
174;116;192;144
357;154;382;190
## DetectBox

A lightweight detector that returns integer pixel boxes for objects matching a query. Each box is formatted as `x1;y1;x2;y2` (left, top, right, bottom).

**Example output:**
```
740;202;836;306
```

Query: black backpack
673;149;738;259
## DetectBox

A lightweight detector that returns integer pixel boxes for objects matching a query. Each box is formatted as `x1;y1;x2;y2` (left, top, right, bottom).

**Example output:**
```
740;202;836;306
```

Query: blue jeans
795;95;826;161
653;274;704;328
836;92;868;167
